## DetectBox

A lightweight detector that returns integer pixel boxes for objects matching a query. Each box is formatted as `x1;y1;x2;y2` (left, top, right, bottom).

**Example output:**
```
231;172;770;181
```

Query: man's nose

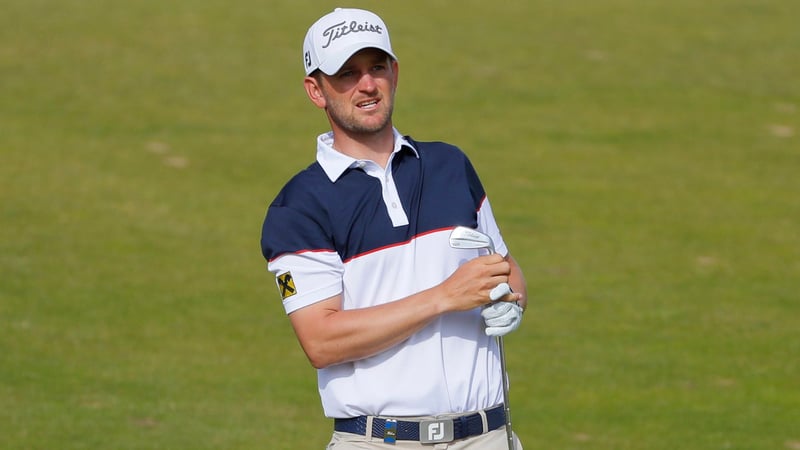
357;72;378;92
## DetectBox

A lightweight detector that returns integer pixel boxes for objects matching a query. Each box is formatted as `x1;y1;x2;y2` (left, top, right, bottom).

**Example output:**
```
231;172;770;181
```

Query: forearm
289;287;447;369
289;254;516;368
507;254;528;310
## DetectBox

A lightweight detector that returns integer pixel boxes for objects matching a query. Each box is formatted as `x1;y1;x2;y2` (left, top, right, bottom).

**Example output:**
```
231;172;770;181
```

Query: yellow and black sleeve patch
276;272;297;300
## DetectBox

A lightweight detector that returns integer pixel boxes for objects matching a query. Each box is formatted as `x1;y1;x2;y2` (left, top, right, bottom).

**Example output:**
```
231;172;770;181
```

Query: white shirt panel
318;229;504;418
477;197;509;257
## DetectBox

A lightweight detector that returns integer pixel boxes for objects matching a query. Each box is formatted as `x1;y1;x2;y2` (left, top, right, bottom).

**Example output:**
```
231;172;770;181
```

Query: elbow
307;352;330;370
303;343;338;369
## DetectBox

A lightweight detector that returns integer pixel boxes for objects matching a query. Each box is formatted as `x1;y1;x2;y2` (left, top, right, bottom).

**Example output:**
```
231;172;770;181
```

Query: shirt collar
316;128;419;182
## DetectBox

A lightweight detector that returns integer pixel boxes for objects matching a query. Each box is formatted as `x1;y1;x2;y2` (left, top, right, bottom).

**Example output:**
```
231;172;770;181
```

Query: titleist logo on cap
321;20;384;49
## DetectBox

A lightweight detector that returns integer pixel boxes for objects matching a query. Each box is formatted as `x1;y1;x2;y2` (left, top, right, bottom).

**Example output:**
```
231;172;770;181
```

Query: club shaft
487;247;515;450
497;336;514;449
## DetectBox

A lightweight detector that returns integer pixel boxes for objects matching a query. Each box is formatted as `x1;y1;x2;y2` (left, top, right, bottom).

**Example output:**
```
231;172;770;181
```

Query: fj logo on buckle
419;419;454;444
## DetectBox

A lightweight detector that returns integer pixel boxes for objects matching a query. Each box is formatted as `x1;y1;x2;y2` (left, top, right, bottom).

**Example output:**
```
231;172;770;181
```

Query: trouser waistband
333;404;505;441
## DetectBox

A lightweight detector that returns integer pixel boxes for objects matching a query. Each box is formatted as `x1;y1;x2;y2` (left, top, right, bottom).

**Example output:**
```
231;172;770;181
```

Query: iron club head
448;226;495;254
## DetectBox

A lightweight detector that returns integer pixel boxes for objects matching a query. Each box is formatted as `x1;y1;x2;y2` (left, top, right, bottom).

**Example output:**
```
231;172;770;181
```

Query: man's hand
438;254;516;312
481;298;523;337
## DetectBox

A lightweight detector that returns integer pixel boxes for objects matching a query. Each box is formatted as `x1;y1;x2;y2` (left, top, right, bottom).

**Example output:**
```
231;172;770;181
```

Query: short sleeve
262;204;344;314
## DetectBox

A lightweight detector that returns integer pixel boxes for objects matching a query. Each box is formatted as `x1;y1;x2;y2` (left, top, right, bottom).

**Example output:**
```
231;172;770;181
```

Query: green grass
2;0;799;449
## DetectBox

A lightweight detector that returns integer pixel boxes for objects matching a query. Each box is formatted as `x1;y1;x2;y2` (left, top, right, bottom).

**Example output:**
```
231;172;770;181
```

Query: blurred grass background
2;0;799;449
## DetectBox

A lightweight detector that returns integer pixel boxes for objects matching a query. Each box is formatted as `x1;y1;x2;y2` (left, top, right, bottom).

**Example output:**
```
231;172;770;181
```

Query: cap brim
317;43;397;76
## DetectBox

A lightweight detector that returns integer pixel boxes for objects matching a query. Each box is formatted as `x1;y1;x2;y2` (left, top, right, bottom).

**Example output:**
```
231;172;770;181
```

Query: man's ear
391;59;399;91
304;76;326;109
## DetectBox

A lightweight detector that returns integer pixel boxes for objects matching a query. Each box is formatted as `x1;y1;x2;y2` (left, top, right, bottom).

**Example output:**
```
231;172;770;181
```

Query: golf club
448;226;516;450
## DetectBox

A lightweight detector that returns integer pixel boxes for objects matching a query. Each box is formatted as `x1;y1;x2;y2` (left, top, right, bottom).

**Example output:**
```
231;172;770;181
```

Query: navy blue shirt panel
261;138;486;263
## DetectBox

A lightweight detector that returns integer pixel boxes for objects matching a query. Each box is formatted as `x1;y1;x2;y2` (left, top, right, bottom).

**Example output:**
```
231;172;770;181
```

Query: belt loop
366;416;374;441
478;409;489;433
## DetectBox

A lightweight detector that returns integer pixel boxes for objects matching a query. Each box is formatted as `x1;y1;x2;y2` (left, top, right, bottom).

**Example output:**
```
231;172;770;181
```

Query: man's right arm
287;253;521;369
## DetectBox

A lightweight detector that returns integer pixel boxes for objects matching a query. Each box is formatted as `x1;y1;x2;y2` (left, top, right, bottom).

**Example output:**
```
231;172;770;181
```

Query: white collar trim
316;128;418;182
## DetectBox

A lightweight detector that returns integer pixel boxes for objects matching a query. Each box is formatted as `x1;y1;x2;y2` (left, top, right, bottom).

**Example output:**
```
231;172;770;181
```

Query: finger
485;315;522;336
489;282;512;301
486;324;514;337
483;303;523;336
480;301;513;320
485;313;513;327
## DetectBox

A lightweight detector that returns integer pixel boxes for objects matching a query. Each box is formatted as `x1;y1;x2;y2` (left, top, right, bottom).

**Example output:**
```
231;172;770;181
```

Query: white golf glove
489;282;513;301
481;283;523;337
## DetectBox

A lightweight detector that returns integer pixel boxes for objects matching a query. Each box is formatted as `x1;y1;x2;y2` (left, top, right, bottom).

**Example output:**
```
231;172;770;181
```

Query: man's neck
331;126;395;169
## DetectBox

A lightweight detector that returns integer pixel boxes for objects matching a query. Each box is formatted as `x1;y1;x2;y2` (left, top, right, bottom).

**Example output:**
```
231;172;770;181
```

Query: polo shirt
261;128;510;418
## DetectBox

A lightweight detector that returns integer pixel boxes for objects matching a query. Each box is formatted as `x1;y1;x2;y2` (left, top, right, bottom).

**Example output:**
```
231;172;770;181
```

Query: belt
333;404;505;441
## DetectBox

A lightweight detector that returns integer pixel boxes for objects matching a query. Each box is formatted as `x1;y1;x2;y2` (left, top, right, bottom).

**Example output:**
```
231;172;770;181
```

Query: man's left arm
506;253;527;312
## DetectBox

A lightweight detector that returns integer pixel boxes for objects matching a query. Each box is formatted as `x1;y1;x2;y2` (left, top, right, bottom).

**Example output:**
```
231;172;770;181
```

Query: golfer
260;8;527;449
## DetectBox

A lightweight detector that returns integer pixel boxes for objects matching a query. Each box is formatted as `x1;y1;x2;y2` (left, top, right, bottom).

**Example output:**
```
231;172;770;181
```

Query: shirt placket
360;160;409;227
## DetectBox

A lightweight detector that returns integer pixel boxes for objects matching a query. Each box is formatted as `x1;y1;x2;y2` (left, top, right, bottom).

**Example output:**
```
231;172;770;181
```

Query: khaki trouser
326;428;523;449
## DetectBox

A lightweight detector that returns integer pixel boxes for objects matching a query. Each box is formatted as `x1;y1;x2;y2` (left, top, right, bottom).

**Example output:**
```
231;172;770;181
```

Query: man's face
315;48;398;136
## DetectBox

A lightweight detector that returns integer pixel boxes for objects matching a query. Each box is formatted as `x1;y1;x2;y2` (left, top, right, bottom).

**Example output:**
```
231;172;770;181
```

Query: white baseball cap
302;8;397;76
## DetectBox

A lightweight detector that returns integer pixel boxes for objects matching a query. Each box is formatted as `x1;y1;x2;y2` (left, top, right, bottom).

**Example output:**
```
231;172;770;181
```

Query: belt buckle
419;418;454;444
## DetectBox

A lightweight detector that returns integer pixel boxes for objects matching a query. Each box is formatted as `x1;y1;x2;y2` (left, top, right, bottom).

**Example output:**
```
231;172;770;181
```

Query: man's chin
340;117;392;136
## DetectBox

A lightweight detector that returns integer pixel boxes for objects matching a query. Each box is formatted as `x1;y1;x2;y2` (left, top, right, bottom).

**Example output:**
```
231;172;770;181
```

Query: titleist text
322;20;383;48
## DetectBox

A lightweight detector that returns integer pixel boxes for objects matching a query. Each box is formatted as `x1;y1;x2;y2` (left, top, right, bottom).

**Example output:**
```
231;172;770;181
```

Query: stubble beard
325;90;395;136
